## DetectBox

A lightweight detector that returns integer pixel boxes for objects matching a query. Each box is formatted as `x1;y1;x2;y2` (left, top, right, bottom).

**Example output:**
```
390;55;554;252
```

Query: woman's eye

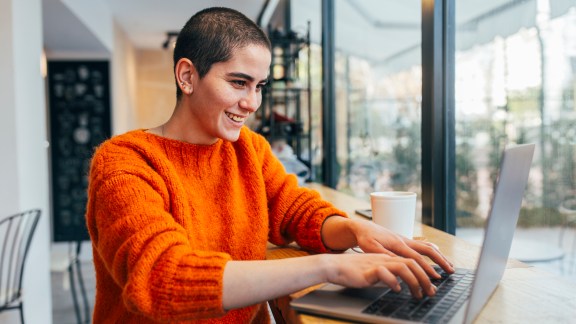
232;80;246;87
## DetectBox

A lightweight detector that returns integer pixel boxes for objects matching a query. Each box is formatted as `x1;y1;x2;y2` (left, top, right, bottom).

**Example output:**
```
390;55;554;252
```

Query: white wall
112;20;139;134
0;0;139;319
0;0;53;323
0;0;19;208
46;0;138;134
60;0;114;52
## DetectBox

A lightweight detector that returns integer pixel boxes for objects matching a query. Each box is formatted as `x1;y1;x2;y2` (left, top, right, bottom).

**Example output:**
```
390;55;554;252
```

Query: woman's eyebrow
226;72;268;83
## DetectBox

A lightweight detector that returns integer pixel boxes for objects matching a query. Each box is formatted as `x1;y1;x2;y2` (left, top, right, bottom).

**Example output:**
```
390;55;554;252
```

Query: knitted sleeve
247;131;348;253
86;145;231;322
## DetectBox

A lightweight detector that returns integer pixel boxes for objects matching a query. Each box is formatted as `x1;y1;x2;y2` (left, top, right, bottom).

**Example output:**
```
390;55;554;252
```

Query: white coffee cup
370;191;417;238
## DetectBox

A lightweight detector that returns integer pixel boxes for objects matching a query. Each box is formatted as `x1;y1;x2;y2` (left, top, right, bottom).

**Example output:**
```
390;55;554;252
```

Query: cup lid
370;191;416;199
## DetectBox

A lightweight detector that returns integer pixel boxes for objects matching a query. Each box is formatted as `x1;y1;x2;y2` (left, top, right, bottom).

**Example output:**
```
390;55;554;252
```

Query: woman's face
187;44;271;144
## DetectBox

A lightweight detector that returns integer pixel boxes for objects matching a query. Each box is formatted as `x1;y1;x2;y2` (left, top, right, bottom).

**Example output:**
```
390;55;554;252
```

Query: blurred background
2;0;576;323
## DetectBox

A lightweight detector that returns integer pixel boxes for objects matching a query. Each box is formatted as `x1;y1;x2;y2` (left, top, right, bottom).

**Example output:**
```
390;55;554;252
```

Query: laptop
291;143;535;324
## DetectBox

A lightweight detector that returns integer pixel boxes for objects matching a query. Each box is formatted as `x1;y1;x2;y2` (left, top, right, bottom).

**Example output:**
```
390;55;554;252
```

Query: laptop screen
464;143;535;324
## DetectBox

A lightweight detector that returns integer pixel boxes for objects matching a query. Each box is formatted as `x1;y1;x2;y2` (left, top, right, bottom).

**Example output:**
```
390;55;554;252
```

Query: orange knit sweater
85;127;347;323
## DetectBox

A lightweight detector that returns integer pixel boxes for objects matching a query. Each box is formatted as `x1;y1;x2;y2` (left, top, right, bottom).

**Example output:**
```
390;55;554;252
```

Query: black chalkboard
48;61;111;242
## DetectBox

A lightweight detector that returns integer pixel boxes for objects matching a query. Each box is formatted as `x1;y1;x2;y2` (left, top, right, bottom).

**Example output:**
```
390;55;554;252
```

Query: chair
0;209;41;324
50;241;91;324
68;242;92;324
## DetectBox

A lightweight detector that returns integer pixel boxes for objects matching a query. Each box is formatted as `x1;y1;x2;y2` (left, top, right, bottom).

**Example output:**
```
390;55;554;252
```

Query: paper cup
370;191;417;238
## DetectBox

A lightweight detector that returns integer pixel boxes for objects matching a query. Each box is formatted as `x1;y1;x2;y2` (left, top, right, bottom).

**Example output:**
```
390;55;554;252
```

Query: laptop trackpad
338;285;389;300
293;283;389;310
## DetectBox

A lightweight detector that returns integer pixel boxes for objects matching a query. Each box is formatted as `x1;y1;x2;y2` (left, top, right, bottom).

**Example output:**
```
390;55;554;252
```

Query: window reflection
456;1;576;228
291;2;576;263
333;1;423;219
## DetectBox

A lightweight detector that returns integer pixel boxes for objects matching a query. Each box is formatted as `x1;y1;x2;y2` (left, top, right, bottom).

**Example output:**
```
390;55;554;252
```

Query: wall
1;1;173;321
135;49;176;129
59;0;114;52
0;1;142;322
112;20;139;134
0;0;53;323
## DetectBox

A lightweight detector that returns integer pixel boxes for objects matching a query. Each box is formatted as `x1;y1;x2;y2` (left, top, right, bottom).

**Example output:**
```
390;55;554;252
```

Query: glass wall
331;0;423;219
288;0;576;278
291;0;423;197
455;0;576;266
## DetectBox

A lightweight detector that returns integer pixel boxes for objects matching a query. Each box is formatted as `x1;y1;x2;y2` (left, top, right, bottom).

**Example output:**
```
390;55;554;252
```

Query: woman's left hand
350;219;455;278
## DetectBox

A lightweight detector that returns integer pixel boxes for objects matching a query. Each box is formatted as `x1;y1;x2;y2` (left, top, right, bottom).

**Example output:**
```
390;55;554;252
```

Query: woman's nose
239;90;260;112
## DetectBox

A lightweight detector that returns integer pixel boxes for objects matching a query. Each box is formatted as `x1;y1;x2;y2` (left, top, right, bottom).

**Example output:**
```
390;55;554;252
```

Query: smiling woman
84;6;454;324
158;43;271;144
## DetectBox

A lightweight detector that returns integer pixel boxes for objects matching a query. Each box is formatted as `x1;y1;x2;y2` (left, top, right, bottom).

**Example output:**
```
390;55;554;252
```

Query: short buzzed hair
173;7;272;100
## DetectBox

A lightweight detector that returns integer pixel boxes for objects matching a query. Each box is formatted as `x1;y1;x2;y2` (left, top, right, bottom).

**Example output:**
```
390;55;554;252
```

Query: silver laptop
291;143;535;324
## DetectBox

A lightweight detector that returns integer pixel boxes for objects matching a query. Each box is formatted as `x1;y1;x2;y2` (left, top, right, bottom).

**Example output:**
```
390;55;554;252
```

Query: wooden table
266;183;576;323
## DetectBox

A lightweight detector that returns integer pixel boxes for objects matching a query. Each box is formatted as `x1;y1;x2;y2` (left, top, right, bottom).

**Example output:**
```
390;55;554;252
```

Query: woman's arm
222;251;439;310
251;130;349;253
320;216;358;250
321;216;455;278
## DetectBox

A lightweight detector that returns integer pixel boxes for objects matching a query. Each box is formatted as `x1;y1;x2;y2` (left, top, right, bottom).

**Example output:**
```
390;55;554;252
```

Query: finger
404;239;453;270
360;238;398;257
421;242;454;268
390;243;443;279
426;242;441;251
375;266;401;292
407;240;455;274
388;262;424;299
402;258;437;297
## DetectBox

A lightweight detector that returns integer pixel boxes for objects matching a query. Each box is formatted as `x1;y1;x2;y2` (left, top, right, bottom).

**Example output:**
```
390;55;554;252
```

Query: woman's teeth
225;112;246;122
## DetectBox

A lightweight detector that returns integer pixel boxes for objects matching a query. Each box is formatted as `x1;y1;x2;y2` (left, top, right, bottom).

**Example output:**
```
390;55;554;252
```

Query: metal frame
421;0;456;233
69;241;91;324
0;209;41;324
317;0;456;231
321;0;338;188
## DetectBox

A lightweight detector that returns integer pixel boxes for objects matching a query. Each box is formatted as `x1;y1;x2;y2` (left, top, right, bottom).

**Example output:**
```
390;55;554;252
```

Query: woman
85;7;454;323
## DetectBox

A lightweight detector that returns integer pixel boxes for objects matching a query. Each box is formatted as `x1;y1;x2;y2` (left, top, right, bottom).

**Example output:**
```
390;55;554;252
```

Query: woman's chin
220;129;242;142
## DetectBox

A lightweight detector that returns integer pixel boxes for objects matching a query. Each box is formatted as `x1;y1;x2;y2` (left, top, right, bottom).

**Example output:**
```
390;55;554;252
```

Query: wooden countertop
266;183;576;323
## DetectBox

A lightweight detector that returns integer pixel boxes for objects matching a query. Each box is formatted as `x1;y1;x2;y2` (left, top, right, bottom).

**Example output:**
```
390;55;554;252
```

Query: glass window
330;0;423;220
455;1;576;277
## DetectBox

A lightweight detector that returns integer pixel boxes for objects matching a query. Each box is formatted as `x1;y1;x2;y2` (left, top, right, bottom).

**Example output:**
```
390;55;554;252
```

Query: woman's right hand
320;253;437;299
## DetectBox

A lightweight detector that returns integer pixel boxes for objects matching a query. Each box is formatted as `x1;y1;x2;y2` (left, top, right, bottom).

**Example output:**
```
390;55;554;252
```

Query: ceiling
42;0;268;54
42;0;563;67
105;0;267;49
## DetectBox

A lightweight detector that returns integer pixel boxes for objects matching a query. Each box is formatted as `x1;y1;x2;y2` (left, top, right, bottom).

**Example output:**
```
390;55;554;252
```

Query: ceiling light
162;31;179;49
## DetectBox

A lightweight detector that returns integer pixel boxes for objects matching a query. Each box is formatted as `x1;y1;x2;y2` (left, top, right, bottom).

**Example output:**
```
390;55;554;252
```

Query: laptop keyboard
362;267;474;323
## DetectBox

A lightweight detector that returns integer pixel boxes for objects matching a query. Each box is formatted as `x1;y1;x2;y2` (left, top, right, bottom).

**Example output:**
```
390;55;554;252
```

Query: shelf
257;25;313;181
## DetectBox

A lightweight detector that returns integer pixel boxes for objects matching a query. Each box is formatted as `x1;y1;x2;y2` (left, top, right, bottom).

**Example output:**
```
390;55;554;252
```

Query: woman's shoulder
237;126;270;150
91;129;160;171
94;129;145;154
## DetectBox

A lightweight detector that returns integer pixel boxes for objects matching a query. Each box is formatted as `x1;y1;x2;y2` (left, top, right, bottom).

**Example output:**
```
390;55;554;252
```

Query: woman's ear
175;58;195;95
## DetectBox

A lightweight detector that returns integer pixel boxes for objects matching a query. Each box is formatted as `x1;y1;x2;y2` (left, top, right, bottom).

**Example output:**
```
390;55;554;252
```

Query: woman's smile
225;111;248;123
